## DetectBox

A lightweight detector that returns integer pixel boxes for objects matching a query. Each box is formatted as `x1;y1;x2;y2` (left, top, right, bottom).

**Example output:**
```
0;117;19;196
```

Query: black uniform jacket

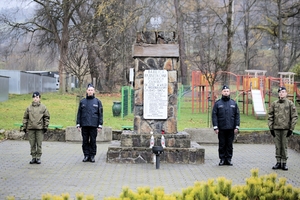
76;95;103;128
212;96;240;130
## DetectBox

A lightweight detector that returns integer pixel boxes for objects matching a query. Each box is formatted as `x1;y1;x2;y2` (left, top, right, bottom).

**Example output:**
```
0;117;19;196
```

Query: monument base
106;132;205;164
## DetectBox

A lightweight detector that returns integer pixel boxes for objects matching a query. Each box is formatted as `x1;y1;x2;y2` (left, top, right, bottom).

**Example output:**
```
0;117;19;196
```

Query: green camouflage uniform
268;97;298;164
23;101;50;159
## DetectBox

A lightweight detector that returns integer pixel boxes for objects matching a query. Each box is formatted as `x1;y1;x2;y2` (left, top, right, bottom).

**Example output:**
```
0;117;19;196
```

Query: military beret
222;85;230;90
87;83;94;88
32;91;40;98
278;86;286;93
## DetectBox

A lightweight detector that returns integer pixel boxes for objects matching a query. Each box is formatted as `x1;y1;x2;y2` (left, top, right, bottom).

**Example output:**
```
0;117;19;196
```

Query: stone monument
106;31;204;164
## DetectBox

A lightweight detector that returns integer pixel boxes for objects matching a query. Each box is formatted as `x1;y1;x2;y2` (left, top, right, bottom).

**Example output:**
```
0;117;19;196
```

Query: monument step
120;131;192;148
107;141;205;164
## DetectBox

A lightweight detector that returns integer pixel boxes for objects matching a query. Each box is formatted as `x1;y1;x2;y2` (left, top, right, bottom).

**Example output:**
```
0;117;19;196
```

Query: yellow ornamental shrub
230;185;246;200
75;193;84;200
51;195;63;200
137;186;151;195
118;187;136;199
201;183;211;199
181;186;193;199
152;187;166;200
250;168;259;178
244;177;262;199
42;193;53;200
61;193;70;200
232;192;247;200
216;177;232;197
75;192;94;200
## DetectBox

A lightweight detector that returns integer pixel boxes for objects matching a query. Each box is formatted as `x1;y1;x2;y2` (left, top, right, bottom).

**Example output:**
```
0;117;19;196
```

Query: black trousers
218;129;234;161
81;127;98;156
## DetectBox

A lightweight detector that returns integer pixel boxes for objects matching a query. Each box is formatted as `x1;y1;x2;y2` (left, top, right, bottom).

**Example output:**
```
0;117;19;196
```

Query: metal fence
0;75;9;102
0;70;56;94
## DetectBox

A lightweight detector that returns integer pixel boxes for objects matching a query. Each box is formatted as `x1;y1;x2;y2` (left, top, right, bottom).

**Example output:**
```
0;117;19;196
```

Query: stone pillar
132;31;179;134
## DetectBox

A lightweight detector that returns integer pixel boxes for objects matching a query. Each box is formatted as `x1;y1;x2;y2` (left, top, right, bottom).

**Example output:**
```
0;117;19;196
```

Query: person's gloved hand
43;129;47;133
287;130;293;137
270;130;275;137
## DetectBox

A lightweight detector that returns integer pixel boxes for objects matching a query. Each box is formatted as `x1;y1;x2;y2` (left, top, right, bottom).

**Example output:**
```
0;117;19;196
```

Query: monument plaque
143;70;168;119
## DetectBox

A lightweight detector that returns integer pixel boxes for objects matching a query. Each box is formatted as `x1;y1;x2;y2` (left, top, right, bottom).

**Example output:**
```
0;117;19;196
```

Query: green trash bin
112;101;121;117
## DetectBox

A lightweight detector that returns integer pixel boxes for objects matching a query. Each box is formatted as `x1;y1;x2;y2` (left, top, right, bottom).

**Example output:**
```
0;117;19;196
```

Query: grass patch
0;92;300;132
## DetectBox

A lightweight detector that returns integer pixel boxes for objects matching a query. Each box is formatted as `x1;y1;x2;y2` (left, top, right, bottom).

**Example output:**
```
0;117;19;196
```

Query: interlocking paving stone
0;140;300;199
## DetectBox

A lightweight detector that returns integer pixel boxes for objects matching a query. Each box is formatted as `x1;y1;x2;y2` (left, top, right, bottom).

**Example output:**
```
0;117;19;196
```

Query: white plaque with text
143;70;168;119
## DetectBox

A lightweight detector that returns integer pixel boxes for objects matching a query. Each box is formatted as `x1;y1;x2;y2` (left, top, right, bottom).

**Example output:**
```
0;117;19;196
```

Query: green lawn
1;92;300;133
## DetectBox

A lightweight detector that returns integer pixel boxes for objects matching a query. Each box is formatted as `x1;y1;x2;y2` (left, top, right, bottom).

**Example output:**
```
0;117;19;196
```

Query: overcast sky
0;0;33;9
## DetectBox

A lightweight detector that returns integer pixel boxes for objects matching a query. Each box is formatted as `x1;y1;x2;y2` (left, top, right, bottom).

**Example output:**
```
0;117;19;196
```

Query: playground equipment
244;70;267;118
191;70;299;118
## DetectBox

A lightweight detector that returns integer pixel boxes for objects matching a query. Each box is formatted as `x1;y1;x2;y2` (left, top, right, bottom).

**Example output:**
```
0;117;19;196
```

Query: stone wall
184;128;300;153
5;129;65;141
4;126;112;142
237;131;300;153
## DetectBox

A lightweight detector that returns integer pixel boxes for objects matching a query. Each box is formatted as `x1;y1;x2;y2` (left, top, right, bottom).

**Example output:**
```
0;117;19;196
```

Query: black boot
36;158;41;164
82;156;89;162
90;155;95;163
272;163;281;170
219;159;225;166
226;159;233;166
282;163;288;171
29;158;36;164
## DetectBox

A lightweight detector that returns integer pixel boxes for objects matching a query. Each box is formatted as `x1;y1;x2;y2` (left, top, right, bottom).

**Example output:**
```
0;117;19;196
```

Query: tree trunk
174;0;188;85
58;0;72;93
243;0;250;70
223;0;234;84
277;0;283;72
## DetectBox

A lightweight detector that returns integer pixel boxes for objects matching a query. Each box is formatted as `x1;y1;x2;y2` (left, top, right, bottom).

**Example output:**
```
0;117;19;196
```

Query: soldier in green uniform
23;91;50;164
268;86;298;171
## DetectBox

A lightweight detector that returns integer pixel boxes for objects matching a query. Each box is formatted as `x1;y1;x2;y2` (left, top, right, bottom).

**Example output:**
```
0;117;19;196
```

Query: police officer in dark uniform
76;83;103;163
268;86;298;171
212;85;240;166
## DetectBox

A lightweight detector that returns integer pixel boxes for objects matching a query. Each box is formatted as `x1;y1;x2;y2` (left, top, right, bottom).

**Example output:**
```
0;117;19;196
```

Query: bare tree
0;0;87;93
255;0;300;72
240;0;258;70
62;41;90;90
187;2;226;101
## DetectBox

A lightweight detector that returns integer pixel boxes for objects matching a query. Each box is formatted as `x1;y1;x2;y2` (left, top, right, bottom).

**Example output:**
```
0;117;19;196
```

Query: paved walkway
1;140;300;200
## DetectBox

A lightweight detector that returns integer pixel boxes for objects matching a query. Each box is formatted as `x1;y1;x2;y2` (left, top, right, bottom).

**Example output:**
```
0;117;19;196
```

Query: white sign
143;70;168;119
129;68;134;82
